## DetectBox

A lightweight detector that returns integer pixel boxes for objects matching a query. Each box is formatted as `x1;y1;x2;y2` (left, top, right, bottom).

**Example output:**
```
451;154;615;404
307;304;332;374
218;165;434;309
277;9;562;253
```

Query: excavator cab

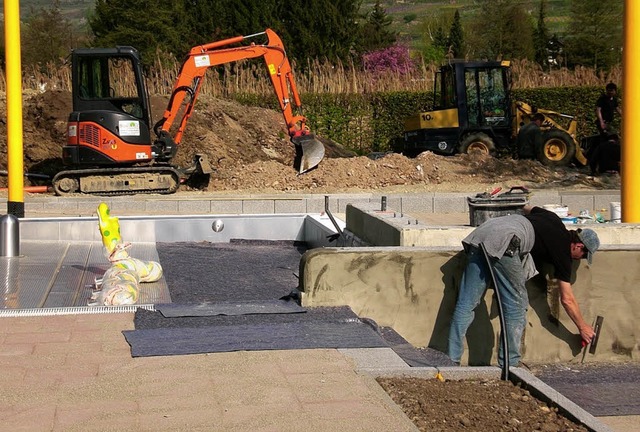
72;47;150;123
64;47;156;167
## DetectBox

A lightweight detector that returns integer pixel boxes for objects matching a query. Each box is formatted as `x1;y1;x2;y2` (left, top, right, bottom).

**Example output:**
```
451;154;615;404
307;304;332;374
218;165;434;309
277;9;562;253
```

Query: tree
466;0;534;60
90;0;188;64
89;0;362;65
533;0;550;69
418;11;452;63
359;1;396;53
277;0;362;63
21;0;73;70
447;9;464;59
564;0;623;70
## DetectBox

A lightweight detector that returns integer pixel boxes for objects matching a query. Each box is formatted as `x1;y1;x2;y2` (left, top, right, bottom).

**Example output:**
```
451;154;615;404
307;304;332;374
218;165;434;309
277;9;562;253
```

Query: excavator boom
156;29;324;173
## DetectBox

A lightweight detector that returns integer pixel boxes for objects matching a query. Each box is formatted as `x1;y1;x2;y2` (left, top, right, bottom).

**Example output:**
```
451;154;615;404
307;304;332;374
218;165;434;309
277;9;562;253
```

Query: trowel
581;315;604;363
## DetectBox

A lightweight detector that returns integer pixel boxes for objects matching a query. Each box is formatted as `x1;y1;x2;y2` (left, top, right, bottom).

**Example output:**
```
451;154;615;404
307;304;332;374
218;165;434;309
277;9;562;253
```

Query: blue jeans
448;246;529;366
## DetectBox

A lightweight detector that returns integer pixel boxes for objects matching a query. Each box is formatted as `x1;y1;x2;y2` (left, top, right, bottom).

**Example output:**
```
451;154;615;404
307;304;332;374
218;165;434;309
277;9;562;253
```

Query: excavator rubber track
52;166;182;196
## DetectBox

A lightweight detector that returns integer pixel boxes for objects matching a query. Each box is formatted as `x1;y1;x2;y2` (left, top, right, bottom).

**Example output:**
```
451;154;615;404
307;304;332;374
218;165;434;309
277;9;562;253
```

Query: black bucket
467;187;529;227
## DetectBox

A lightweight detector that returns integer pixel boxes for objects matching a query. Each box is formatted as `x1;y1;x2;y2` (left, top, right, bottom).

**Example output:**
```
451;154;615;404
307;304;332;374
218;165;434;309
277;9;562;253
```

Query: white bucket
542;204;569;218
610;202;621;223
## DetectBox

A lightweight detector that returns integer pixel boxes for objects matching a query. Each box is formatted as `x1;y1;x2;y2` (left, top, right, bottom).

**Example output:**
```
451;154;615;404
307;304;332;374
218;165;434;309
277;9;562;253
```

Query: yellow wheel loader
397;60;587;167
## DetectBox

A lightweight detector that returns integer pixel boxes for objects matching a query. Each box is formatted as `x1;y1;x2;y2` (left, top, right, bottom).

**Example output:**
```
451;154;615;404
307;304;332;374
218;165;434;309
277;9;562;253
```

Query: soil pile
0;90;621;193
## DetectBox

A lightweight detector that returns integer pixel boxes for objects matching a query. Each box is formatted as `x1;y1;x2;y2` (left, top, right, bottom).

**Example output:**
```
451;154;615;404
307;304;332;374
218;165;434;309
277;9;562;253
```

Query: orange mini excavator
53;29;325;195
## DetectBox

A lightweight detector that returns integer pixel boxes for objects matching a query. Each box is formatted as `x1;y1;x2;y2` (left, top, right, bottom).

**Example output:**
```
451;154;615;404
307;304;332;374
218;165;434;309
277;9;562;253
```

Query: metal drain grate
0;304;156;318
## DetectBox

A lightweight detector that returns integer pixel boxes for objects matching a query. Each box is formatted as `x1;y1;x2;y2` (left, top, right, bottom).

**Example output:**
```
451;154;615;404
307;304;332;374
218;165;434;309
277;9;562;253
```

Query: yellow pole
623;0;640;223
4;0;25;218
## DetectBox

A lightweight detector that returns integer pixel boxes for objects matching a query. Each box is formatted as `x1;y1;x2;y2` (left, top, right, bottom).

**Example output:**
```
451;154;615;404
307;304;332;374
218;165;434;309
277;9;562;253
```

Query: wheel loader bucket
292;134;325;174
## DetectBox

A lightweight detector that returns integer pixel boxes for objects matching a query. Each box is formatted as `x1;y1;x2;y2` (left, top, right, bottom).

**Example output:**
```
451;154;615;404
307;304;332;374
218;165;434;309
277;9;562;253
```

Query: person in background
448;205;600;367
515;112;545;160
589;132;621;176
595;82;622;136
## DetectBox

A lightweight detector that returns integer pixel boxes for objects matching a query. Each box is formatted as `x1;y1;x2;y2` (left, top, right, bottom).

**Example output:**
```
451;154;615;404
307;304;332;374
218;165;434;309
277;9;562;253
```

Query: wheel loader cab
65;47;154;166
401;60;513;157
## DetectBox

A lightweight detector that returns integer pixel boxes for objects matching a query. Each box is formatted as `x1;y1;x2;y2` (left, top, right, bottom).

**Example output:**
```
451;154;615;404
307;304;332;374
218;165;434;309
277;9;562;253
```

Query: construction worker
448;205;600;367
595;82;622;136
515;112;545;159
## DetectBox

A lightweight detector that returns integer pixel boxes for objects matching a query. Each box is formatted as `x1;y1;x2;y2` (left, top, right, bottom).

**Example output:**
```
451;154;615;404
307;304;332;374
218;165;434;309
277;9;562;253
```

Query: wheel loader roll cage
434;60;512;128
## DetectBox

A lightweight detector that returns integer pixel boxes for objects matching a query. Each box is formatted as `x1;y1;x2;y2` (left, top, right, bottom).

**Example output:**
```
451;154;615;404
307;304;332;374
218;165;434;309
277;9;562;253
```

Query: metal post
324;196;343;238
0;214;20;257
623;0;640;222
4;0;25;218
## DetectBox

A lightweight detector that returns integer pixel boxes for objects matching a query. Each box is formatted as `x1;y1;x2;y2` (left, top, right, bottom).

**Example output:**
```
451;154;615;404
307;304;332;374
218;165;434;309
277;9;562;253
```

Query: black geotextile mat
141;241;453;365
155;299;306;318
534;363;640;416
378;326;458;367
123;320;388;357
134;305;361;330
127;307;387;357
155;240;306;304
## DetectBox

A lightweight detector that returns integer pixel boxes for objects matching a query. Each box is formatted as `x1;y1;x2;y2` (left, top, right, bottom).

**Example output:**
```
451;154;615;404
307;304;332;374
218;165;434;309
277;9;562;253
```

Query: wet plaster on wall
300;247;640;365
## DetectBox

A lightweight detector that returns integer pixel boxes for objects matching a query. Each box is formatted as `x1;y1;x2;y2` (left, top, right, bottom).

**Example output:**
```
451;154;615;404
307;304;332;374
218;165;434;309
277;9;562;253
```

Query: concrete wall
300;204;640;365
345;204;640;247
300;247;640;365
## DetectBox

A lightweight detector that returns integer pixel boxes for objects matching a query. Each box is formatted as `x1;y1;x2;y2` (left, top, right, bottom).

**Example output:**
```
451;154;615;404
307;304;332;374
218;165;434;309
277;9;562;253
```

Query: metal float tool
581;315;604;363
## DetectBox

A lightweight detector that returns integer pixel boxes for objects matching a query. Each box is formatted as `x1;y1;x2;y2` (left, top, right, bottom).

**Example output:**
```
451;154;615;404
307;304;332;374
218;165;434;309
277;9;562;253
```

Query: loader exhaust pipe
293;134;325;174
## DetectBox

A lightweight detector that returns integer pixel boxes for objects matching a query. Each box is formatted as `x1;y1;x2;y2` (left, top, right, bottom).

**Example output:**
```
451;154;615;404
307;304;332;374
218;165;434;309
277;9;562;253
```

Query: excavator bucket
292;134;325;174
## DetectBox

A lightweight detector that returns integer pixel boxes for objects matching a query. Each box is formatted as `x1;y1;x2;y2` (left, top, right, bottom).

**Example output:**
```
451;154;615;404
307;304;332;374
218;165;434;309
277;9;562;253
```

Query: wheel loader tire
459;133;496;156
537;130;576;167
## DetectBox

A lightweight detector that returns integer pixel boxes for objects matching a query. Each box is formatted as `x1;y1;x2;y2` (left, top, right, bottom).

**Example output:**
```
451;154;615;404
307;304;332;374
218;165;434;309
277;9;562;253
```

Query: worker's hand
579;324;595;346
600;120;607;130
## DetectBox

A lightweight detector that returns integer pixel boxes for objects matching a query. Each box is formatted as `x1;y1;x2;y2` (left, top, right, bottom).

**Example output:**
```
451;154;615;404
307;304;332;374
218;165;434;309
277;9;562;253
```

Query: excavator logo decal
195;55;210;68
268;64;276;75
102;138;116;149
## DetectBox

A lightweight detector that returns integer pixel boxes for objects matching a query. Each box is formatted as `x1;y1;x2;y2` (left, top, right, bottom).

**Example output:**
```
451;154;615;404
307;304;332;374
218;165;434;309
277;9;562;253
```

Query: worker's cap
577;228;600;264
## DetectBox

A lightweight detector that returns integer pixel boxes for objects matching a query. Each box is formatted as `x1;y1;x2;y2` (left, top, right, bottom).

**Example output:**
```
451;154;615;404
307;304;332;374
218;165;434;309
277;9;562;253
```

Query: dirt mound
0;90;620;193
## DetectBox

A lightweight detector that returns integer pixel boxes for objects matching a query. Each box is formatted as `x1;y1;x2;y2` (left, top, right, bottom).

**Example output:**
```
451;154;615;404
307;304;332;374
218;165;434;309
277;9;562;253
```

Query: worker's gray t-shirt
462;214;537;279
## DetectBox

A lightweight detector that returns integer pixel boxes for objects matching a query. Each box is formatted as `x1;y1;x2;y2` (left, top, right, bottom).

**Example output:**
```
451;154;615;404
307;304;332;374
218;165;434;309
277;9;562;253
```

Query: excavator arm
154;29;324;173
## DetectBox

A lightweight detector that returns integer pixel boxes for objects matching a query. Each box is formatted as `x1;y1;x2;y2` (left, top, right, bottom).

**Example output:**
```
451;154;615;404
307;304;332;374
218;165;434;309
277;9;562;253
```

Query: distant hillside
18;0;571;47
18;0;93;29
362;0;571;46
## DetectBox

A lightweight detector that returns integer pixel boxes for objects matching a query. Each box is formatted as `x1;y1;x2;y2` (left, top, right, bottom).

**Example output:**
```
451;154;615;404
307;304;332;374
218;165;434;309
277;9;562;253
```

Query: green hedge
234;86;611;155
